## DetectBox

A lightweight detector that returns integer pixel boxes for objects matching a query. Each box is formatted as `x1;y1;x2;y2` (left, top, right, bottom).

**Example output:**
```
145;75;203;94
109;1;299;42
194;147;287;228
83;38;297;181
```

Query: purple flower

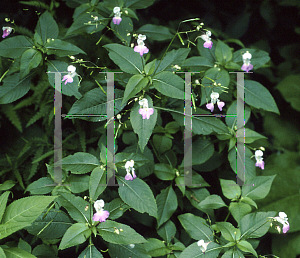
93;200;109;222
2;27;13;38
206;92;225;112
254;150;264;170
138;98;154;119
134;34;149;57
113;7;122;25
200;31;213;50
125;160;136;181
273;212;290;234
241;51;253;73
62;65;77;85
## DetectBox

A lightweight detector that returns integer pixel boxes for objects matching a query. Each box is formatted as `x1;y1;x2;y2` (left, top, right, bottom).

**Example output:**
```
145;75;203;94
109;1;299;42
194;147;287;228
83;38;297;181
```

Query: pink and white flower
206;92;225;112
200;31;213;50
273;212;290;234
134;34;149;57
93;199;109;222
2;27;13;38
138;98;154;119
62;65;77;85
113;7;122;25
197;240;210;253
254;150;265;170
125;159;136;181
241;51;253;73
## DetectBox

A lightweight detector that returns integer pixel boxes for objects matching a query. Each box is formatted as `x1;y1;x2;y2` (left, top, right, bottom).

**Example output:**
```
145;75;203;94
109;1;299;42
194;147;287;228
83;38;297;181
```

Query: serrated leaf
215;222;240;242
45;39;86;57
108;243;151;258
0;192;10;223
154;163;176;181
59;223;92;250
26;177;55;195
157;220;176;243
35;11;59;44
220;179;241;200
89;167;107;201
78;245;103;258
178;241;221;258
117;177;157;218
3;247;36;258
199;195;227;210
20;48;42;78
0;36;33;58
97;220;147;244
237;240;257;257
229;202;252;225
143;238;170;257
215;40;232;65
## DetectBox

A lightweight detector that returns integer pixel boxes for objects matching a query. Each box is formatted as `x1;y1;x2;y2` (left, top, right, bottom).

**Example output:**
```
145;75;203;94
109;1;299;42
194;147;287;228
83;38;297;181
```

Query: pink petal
145;108;154;119
241;63;253;73
255;161;264;170
203;41;213;49
125;173;133;181
206;103;214;112
93;210;109;222
132;169;137;179
113;17;122;25
217;101;225;111
283;223;290;233
134;45;149;56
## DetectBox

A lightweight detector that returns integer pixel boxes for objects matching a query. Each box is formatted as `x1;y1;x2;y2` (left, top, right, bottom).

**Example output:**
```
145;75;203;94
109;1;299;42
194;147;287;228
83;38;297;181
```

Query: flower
138;98;154;119
125;159;136;181
254;150;264;170
134;34;149;56
200;31;213;50
93;199;110;222
2;27;13;38
197;240;210;253
241;51;253;73
206;92;225;112
62;65;77;85
273;212;290;234
113;7;122;25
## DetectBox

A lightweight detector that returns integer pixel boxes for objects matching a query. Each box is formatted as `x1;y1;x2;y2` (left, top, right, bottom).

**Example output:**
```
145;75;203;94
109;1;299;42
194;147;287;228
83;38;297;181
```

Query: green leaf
221;249;244;258
144;59;156;75
155;48;190;74
66;12;105;37
61;152;100;174
105;198;130;220
240;211;276;239
242;175;276;200
192;138;214;165
137;24;173;41
47;60;82;99
97;220;147;244
56;192;90;223
182;56;214;71
26;209;72;240
225;100;251;128
240;196;257;209
117;177;157;218
108;243;151;258
111;16;133;46
67;87;125;121
0;222;32;240
178;213;213;241
157;220;176;243
0;36;33;58
229;202;252;225
232;48;270;70
215;222;240;242
20;48;42;78
0;73;32;104
0;191;10;223
35;11;59;44
0;247;5;258
153;134;172;155
199;195;227;210
3;247;36;258
66;174;89;193
26;177;55;195
197;38;216;63
143;238;170;257
130;96;157;153
122;74;149;105
78;245;103;258
178;241;221;258
220;179;241;200
152;72;185;99
156;185;178;227
59;223;92;250
172;107;230;135
0;180;15;191
45;39;86;57
89;167;107;201
32;244;58;257
124;0;156;9
245;80;279;114
200;68;230;106
154;163;176;181
104;43;143;74
2;196;56;224
276;74;300;112
215;40;232;65
237;240;257;257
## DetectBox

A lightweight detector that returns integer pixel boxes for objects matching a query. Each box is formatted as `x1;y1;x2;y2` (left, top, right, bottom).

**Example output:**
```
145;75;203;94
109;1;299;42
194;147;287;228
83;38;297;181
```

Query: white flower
94;199;105;212
197;240;210;253
273;212;289;233
113;7;121;13
206;92;225;112
67;65;76;73
254;150;264;170
241;51;253;73
125;160;136;181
